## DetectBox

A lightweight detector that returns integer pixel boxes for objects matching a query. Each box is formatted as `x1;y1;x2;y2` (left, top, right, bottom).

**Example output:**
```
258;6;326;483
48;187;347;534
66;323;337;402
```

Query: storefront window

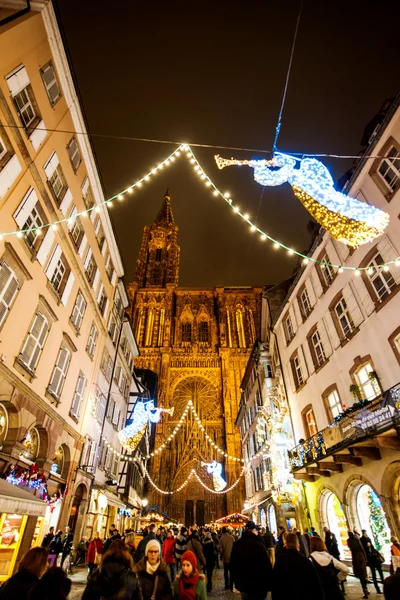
325;492;351;560
51;446;64;476
0;513;28;581
0;405;8;444
267;504;277;536
22;427;39;461
356;484;391;562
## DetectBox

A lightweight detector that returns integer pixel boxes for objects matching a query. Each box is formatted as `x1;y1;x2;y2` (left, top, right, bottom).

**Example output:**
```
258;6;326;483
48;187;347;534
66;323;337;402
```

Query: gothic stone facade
128;193;261;524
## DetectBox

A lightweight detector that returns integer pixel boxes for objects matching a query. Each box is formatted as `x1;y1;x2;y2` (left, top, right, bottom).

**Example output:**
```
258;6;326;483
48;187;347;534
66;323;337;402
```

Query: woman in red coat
162;529;176;581
87;531;104;575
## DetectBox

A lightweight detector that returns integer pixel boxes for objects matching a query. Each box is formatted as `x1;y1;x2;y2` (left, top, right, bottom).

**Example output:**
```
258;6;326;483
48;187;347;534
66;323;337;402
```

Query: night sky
54;1;399;288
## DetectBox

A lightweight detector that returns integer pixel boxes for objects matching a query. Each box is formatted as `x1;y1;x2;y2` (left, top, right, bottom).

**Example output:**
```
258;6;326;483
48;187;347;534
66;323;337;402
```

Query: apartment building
0;1;138;575
274;96;400;560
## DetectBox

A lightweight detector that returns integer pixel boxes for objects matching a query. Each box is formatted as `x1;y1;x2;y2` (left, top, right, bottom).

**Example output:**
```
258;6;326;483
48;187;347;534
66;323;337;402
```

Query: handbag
375;550;385;564
94;550;102;565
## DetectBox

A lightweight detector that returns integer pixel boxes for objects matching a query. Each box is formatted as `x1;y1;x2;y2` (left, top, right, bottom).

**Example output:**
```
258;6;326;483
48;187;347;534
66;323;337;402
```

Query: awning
0;479;47;517
103;490;126;509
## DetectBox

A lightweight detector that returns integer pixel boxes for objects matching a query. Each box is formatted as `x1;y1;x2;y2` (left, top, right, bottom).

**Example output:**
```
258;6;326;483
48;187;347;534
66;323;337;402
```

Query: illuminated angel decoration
202;460;227;491
118;401;173;451
215;152;389;248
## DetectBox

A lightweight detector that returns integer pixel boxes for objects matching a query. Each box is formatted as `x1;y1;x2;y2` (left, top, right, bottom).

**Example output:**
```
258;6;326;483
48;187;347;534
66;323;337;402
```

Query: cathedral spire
154;189;175;226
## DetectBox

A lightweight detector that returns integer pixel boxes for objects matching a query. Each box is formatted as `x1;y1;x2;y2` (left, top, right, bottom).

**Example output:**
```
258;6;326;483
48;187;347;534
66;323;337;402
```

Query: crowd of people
1;521;400;600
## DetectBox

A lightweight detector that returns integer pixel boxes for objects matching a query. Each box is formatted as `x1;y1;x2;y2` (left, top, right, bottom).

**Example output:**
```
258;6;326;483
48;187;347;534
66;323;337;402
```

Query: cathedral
128;191;262;525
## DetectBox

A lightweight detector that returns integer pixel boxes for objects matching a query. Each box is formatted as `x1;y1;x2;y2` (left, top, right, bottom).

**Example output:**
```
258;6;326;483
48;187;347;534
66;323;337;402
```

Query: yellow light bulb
175;151;180;156
234;206;239;213
52;224;57;231
36;228;42;236
213;190;218;196
224;192;230;198
144;175;150;181
107;201;113;207
128;187;133;193
244;213;250;220
118;194;124;200
338;267;344;274
261;234;267;240
288;249;294;255
383;265;390;272
274;242;280;249
17;231;23;238
206;181;211;187
303;258;309;265
355;269;361;276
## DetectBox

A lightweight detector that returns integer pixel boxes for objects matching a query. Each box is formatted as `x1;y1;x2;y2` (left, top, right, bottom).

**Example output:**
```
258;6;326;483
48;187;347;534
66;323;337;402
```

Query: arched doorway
260;508;267;529
68;483;87;535
356;484;391;562
267;504;277;535
319;490;350;559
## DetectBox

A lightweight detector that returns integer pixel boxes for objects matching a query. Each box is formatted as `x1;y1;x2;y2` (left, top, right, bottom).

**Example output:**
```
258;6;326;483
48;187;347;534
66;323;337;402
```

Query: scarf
146;560;160;575
178;572;200;600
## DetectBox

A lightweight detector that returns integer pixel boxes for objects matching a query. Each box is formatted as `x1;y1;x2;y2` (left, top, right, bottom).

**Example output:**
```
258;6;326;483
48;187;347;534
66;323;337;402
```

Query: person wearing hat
230;521;272;600
202;531;217;592
173;550;206;600
135;539;172;600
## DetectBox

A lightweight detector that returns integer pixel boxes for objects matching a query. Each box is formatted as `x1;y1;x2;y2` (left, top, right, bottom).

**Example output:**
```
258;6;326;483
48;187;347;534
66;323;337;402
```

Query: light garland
2;143;398;273
143;464;245;496
214;152;389;248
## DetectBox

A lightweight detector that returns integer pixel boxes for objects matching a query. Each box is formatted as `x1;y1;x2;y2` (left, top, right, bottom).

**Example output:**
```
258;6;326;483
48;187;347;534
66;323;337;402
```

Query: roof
0;479;47;516
153;191;175;227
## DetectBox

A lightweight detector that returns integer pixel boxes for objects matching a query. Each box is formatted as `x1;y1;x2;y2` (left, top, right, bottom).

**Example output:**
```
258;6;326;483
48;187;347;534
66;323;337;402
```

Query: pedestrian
211;530;220;568
309;535;348;600
135;523;158;563
75;536;88;566
390;536;400;574
230;520;272;600
125;531;136;560
311;526;320;537
293;528;309;558
262;526;276;566
87;531;104;575
271;532;324;600
41;526;55;549
60;526;73;569
0;547;48;600
275;526;286;558
48;530;63;568
163;529;176;582
175;527;188;573
360;529;384;593
187;531;206;572
28;567;71;600
202;531;216;592
323;526;340;559
347;531;369;598
384;555;400;600
134;539;172;600
219;526;235;589
173;550;206;600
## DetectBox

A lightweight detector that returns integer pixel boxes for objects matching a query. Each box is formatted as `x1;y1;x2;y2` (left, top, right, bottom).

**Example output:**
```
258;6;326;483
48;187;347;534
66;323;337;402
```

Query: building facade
128;192;262;524
273;96;400;561
0;1;138;576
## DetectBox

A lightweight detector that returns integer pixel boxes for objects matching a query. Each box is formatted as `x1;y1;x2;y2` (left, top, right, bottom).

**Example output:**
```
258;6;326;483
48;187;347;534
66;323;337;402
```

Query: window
284;313;294;343
311;330;326;367
290;352;304;389
334;297;354;338
86;322;98;358
299;287;312;319
40;62;61;105
101;350;113;382
0;261;19;328
108;314;118;344
97;283;108;316
67;138;81;171
198;321;209;342
82;178;95;211
120;371;127;394
14;188;46;251
95;218;105;250
355;363;381;400
68;208;84;249
70;372;87;419
84;249;97;285
305;408;318;436
182;322;192;342
321;254;334;286
48;345;70;400
367;252;396;301
45;246;71;298
155;248;162;262
105;253;114;281
377;146;400;192
114;290;124;320
19;312;49;372
0;136;6;160
48;164;66;200
327;389;342;419
94;388;106;423
71;291;86;331
82;435;96;472
50;255;66;292
14;88;36;128
107;398;116;421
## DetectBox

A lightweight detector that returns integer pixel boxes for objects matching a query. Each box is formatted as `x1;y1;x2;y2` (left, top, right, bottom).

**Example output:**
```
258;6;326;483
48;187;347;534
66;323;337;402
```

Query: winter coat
162;538;176;564
62;531;73;553
360;535;381;568
384;569;400;600
82;560;140;600
202;539;216;567
263;532;276;549
135;532;158;564
347;535;367;579
296;532;309;557
271;548;324;600
324;531;340;559
87;538;104;564
310;551;349;600
275;531;286;558
219;532;235;563
230;531;272;596
186;537;206;568
0;569;38;600
48;534;63;555
174;535;187;561
41;532;54;548
173;574;207;600
134;557;173;600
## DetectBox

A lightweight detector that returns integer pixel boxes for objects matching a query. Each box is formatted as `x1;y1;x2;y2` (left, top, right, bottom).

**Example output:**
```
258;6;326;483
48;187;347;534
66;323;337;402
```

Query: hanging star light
118;401;174;451
215;152;389;248
201;460;227;491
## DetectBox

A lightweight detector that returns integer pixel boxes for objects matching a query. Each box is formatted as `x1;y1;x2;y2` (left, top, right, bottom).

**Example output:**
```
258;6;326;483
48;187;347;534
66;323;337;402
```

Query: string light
144;465;245;496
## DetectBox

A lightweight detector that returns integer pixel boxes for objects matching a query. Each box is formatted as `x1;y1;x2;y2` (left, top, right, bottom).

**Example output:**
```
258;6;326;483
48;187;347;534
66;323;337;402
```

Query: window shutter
36;228;55;265
0;262;19;327
59;188;73;216
20;312;49;370
103;298;109;318
318;320;332;358
48;346;70;397
71;292;86;329
94;217;101;236
323;313;341;351
45;244;62;280
14;188;38;228
5;65;30;96
84;247;93;269
342;284;364;328
101;239;107;257
302;340;314;376
90;208;96;223
71;372;87;418
29;120;47;151
96;282;104;303
41;64;60;104
78;233;87;258
44;152;59;179
67;206;78;231
61;272;75;306
81;177;89;196
377;236;400;284
111;271;118;286
351;275;375;317
92;268;100;291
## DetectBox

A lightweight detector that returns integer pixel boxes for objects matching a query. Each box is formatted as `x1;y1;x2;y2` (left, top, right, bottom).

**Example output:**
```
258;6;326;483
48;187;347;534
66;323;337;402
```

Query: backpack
310;556;340;588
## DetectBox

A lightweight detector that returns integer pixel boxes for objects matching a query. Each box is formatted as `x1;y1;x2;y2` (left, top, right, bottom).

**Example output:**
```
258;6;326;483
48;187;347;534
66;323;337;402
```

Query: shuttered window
14;88;36;128
70;291;86;330
0;136;6;160
20;312;49;372
86;322;98;358
48;345;70;399
70;372;87;419
0;261;19;328
40;62;61;105
67;138;81;171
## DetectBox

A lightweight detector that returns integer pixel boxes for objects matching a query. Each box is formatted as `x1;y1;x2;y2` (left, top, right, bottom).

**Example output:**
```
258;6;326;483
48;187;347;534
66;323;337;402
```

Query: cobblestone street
68;563;387;600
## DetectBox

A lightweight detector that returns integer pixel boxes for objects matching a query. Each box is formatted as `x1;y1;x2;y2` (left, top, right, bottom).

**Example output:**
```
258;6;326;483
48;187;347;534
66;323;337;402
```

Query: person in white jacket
309;536;349;600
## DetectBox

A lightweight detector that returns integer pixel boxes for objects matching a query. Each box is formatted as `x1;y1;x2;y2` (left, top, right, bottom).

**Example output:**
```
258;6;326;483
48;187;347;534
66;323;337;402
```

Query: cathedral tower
128;192;262;525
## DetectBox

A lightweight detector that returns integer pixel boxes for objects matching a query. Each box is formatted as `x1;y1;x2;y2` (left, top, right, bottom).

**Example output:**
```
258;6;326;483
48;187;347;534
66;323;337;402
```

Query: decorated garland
4;463;67;511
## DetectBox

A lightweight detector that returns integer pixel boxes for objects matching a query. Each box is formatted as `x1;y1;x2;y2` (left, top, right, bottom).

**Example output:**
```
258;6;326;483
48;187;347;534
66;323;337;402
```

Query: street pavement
68;563;386;599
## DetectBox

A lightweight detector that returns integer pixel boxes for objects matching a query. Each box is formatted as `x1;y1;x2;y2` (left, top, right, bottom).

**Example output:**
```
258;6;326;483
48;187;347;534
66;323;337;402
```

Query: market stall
214;513;249;529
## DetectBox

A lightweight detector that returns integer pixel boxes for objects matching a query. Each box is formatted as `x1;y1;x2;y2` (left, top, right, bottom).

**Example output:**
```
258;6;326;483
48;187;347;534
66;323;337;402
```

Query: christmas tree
368;489;388;551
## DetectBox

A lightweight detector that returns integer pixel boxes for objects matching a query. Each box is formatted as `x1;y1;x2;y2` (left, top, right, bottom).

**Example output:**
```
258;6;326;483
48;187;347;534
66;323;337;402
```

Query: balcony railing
289;382;400;471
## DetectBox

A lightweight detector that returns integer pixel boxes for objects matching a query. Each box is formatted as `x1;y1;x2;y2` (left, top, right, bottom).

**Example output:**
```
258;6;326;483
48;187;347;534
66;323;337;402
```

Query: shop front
85;488;127;540
0;479;47;582
319;489;350;560
351;482;391;563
